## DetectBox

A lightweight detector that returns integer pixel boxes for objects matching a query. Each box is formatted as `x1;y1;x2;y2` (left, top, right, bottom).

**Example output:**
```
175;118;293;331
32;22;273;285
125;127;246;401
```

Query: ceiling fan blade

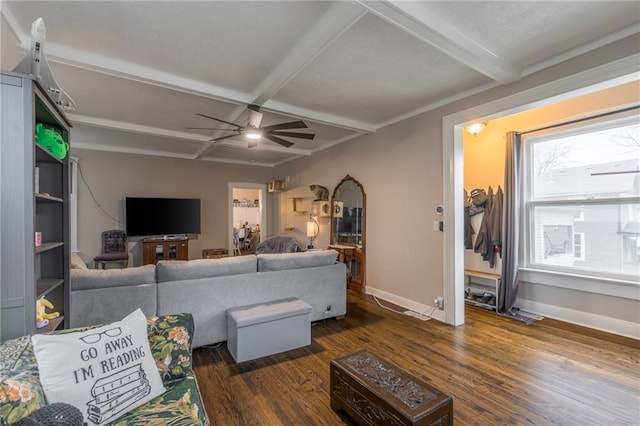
196;113;243;129
186;127;236;131
270;131;315;140
211;132;242;142
264;134;294;148
261;121;308;131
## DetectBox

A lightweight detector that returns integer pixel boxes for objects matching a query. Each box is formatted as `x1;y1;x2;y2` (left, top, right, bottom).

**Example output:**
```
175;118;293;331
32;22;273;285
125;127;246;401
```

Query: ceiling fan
188;104;315;148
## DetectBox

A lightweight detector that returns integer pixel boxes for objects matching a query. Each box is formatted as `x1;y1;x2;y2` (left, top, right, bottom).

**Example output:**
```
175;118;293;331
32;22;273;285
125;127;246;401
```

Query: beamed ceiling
1;1;638;166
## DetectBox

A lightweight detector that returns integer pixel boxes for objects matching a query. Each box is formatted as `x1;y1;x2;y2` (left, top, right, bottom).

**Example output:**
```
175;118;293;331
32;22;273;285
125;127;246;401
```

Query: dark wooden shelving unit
1;71;71;341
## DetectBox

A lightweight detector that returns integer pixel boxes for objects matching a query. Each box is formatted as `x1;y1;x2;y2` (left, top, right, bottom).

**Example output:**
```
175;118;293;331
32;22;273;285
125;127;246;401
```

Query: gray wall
273;34;640;336
71;148;273;264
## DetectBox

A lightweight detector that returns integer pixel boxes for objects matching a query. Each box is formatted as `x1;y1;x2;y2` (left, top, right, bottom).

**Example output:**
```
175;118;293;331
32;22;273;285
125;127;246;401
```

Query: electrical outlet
434;296;444;310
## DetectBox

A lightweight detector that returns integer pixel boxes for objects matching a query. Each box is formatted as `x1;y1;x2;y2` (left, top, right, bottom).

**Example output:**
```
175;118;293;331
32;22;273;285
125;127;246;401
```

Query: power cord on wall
372;295;434;321
77;162;120;225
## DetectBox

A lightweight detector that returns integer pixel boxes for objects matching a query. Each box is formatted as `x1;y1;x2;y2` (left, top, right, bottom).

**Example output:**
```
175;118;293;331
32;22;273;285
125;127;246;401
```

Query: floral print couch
0;313;209;425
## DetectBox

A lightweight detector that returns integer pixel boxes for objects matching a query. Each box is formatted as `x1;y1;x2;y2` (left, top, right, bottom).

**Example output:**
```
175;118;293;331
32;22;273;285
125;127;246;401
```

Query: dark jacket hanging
473;186;494;263
490;186;504;263
473;185;504;267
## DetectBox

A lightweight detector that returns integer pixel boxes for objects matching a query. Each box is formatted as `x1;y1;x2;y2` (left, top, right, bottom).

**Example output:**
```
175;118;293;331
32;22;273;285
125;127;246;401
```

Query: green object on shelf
35;123;68;159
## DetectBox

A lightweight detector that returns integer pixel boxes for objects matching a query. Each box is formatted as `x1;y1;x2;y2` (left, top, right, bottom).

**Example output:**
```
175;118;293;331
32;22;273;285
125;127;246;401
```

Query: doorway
442;58;638;326
228;182;267;255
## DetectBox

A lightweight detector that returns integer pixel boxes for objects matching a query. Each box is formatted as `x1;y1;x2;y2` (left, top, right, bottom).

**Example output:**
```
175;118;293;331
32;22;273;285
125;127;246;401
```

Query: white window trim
520;115;640;298
519;267;640;300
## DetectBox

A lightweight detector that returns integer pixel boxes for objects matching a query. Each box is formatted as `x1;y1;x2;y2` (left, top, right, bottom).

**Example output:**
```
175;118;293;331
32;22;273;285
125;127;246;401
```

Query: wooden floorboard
193;290;640;425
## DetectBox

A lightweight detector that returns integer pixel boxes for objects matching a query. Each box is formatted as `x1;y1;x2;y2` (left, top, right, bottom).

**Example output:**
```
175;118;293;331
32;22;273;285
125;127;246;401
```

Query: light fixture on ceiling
245;126;262;140
465;122;486;136
307;213;319;250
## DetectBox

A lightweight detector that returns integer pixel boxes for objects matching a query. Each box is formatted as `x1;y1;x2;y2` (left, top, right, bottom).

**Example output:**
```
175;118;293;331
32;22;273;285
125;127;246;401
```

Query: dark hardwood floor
193;290;640;425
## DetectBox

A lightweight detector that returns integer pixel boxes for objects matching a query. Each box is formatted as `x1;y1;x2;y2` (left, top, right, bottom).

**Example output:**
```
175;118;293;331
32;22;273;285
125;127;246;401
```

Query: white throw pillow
31;309;165;425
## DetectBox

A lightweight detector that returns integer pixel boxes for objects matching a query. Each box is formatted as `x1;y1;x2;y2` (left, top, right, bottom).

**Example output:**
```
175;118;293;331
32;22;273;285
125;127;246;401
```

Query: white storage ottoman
227;297;312;363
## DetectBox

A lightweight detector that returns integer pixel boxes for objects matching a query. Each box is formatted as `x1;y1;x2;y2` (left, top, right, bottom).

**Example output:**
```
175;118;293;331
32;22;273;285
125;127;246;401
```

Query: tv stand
142;238;188;265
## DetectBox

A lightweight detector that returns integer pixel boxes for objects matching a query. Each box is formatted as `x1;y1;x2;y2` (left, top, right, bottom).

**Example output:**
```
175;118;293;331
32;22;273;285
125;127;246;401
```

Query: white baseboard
517;298;639;340
365;287;446;322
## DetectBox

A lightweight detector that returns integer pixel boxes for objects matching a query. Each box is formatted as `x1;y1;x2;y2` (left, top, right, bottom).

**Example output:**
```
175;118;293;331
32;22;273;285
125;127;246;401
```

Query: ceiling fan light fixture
193;105;315;148
245;127;262;140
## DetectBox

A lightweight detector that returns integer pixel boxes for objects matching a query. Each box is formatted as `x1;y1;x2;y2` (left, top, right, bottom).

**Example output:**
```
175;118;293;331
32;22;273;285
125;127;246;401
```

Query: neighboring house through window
524;116;640;281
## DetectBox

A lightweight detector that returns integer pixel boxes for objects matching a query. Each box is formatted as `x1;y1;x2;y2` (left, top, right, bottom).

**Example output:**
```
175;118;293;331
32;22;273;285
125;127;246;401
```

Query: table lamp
307;214;319;249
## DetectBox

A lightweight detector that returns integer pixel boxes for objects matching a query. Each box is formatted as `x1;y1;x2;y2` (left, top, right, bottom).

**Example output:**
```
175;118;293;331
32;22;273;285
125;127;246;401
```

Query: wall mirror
330;175;365;291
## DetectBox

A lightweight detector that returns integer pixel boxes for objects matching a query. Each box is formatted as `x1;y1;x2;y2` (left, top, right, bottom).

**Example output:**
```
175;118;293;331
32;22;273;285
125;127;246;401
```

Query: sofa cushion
0;372;47;425
0;336;45;425
31;309;165;425
111;375;208;426
257;250;338;272
156;256;256;283
146;313;194;384
70;265;156;291
70;252;88;270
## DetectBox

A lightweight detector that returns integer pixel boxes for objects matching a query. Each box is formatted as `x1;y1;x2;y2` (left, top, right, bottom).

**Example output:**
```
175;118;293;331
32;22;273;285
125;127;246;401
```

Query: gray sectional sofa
70;250;346;348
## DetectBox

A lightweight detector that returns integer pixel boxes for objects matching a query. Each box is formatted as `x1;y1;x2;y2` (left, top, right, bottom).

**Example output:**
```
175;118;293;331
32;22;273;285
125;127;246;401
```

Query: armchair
93;229;128;269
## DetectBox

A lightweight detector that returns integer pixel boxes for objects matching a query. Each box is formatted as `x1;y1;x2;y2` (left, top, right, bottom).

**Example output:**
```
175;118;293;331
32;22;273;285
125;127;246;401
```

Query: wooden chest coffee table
330;351;453;425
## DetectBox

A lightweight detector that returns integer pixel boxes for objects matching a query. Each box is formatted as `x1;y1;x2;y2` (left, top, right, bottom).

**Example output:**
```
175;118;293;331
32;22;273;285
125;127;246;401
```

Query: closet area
463;126;503;311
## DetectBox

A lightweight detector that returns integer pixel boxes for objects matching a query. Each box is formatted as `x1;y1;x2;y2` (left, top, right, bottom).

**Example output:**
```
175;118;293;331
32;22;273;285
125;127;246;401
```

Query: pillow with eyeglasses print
31;309;165;425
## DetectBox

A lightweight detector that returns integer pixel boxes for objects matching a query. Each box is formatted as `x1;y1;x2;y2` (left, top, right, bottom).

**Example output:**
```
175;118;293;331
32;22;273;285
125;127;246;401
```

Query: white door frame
228;182;268;254
442;55;639;326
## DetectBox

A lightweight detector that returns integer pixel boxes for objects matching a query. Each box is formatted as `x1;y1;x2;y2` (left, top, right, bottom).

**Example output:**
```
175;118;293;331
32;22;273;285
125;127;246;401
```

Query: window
524;117;640;280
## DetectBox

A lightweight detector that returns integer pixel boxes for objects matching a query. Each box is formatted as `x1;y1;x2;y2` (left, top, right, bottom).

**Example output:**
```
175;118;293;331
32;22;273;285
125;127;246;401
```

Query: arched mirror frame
330;175;366;292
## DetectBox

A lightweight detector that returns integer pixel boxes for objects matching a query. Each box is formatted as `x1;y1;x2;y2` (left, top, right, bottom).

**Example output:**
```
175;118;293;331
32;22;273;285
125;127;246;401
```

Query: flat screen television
125;197;201;237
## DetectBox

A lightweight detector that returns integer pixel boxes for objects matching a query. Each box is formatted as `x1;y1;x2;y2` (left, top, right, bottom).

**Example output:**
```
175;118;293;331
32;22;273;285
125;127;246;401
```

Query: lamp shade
307;221;316;238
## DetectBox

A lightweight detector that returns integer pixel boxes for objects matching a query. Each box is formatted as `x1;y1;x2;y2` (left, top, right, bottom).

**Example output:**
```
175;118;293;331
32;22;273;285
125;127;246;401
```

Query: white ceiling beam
67;114;212;143
358;1;522;84
522;23;640;77
73;141;277;168
251;1;367;105
43;43;253;106
200;157;277;168
68;113;312;158
213;140;311;157
72;142;195;161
